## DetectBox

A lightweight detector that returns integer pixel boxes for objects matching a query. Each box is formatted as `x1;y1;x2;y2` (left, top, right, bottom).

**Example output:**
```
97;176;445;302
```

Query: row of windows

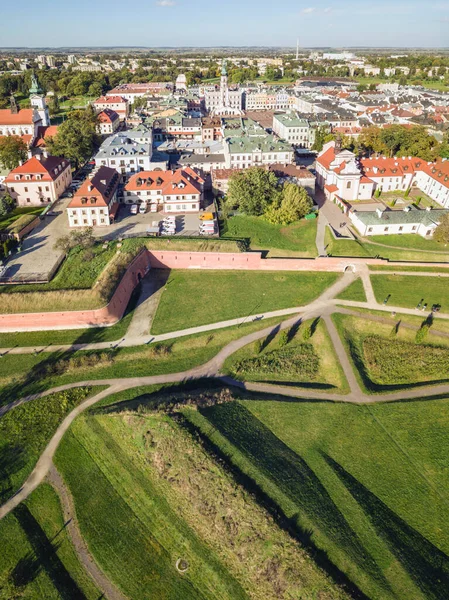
72;218;107;225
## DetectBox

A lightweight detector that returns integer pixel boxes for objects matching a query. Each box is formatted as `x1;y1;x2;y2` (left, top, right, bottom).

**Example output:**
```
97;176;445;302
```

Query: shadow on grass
324;454;449;600
0;444;27;502
13;503;86;599
195;402;391;594
260;324;281;352
178;410;373;600
255;379;336;391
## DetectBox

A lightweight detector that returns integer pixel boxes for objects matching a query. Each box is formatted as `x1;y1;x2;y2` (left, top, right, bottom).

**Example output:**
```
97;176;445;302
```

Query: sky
1;0;449;49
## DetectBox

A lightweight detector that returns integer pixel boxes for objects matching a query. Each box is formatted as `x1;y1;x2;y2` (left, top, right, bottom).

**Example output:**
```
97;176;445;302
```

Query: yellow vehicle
200;212;214;221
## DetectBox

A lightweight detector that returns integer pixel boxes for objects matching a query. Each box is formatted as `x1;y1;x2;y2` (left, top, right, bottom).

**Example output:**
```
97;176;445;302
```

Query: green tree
264;184;313;225
49;93;60;116
46;107;100;169
433;213;449;244
0;136;27;170
225;168;280;216
0;194;15;217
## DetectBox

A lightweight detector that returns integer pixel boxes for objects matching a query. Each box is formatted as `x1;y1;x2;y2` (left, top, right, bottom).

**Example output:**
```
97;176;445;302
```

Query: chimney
35;154;42;161
27;150;33;159
101;180;106;185
88;184;93;191
376;207;384;218
43;150;48;158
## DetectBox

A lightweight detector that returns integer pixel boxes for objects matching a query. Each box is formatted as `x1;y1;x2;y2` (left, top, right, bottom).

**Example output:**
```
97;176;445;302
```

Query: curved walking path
2;269;449;523
47;464;127;600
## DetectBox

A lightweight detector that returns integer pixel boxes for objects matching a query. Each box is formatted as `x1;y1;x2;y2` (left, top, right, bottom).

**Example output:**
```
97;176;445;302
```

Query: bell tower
29;72;50;126
220;60;228;108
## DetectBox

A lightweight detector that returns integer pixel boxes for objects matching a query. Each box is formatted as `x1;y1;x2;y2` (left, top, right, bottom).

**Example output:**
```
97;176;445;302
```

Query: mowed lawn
371;274;448;310
184;396;449;600
222;215;318;257
54;412;347;600
325;229;374;258
367;233;449;253
0;483;100;599
335;277;367;302
151;270;339;334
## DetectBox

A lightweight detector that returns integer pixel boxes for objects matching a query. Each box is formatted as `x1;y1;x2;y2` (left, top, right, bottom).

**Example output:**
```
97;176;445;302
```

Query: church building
204;62;243;116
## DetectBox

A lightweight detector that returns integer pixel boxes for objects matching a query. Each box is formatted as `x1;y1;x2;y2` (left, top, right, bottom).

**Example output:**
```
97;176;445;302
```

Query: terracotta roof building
124;167;204;213
67;166;120;227
4;153;71;207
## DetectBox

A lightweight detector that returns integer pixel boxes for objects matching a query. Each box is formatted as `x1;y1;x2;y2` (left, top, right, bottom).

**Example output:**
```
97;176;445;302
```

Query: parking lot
93;206;216;240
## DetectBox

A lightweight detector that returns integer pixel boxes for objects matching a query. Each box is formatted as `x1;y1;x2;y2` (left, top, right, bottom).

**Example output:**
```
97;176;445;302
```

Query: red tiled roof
97;109;119;123
325;184;338;193
69;166;119;208
94;95;128;104
0;108;35;125
5;155;70;183
125;168;203;197
34;125;59;147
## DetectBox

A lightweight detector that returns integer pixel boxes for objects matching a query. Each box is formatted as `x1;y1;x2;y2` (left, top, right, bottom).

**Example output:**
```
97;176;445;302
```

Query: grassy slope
0;483;100;599
0;284;140;348
367;234;449;253
221;215;318;257
325;229;373;258
223;318;349;393
151;270;339;334
54;411;347;600
0;207;43;230
370;274;447;310
54;414;247;600
335;277;367;302
332;312;449;392
0;386;104;499
184;397;449;600
0;317;283;402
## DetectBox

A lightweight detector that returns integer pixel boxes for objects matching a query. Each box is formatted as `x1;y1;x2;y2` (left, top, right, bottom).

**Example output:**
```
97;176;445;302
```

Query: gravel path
47;464;128;600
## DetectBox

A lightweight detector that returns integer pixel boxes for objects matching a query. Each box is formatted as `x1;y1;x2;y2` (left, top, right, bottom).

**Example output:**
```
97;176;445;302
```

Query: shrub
278;330;289;347
234;344;319;379
254;340;263;354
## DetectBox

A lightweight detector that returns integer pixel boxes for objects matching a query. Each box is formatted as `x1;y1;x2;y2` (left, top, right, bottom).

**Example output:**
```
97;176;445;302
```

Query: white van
130;204;138;215
139;203;147;214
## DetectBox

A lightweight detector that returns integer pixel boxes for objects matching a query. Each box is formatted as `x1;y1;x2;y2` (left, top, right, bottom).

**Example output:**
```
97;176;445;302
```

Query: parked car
139;203;147;214
130;204;138;215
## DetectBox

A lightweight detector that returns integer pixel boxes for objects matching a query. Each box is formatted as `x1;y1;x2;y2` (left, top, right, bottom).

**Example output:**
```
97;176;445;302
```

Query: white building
205;62;243;116
96;109;120;135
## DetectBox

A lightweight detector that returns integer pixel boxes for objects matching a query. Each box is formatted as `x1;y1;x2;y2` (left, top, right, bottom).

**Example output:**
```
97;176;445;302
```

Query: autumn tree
433;213;449;244
264;184;313;225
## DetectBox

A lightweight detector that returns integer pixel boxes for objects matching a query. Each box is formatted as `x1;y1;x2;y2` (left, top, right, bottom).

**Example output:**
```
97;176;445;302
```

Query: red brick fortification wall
0;250;151;333
146;251;387;272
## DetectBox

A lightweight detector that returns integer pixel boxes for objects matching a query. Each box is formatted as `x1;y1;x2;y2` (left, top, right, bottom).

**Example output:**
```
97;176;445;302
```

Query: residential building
67;166;120;227
106;83;173;104
223;133;293;169
94;127;166;180
94;96;129;121
97;109;120;135
67;55;77;64
4;153;71;207
124;167;204;213
272;113;317;149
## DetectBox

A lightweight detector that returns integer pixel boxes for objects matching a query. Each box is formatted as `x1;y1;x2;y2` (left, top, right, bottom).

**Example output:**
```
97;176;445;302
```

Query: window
83;219;88;224
24;187;28;192
346;181;351;189
412;226;417;231
73;220;78;225
368;227;373;232
399;227;403;232
384;227;389;232
45;186;49;191
26;198;31;203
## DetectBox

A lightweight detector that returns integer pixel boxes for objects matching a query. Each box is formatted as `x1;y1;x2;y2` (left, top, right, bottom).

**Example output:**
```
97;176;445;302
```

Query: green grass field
54;410;346;599
184;395;449;600
335;277;367;302
0;284;140;348
151;270;339;334
0;386;100;499
0;207;43;232
366;234;449;253
0;317;283;402
325;229;373;258
223;318;349;393
371;274;447;310
221;215;318;257
332;312;449;392
0;483;100;599
369;265;449;273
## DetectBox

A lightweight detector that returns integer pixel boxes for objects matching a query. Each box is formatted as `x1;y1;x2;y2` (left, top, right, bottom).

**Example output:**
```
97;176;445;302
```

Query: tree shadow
323;453;449;600
258;380;336;391
198;402;391;592
0;444;27;502
260;324;281;352
286;317;302;343
13;503;86;599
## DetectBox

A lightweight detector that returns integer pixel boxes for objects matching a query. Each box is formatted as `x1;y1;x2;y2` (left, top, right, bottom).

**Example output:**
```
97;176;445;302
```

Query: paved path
47;464;127;600
358;266;377;304
316;212;328;257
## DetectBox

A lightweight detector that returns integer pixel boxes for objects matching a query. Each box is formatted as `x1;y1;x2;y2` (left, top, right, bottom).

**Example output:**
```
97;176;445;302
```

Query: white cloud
323;7;332;13
301;7;315;14
156;0;175;6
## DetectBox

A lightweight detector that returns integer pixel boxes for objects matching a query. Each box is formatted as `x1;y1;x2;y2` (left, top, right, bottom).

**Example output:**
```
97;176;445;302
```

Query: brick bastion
0;249;447;332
